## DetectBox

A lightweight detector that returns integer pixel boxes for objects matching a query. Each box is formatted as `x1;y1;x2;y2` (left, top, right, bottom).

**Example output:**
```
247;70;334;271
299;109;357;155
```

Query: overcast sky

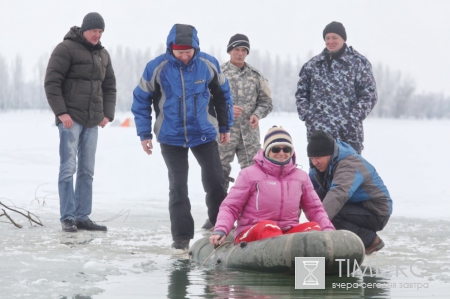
1;0;449;96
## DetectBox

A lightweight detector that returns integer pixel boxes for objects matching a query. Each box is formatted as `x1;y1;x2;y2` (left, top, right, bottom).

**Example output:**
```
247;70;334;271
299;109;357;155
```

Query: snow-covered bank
2;110;449;219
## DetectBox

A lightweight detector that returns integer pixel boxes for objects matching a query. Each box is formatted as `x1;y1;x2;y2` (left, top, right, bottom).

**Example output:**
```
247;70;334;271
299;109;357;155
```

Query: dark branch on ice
0;200;44;228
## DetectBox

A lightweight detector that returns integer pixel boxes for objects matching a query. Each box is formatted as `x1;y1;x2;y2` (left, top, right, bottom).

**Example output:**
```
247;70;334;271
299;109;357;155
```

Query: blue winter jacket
310;140;392;219
132;24;234;147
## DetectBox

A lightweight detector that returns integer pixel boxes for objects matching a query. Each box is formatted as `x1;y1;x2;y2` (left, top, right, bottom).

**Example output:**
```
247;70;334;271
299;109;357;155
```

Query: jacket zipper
179;67;188;146
88;49;95;122
178;96;182;118
255;183;260;210
278;165;285;220
194;94;198;116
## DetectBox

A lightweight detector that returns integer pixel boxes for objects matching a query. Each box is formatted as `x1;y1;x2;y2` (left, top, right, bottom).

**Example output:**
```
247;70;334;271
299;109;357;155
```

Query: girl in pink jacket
210;126;334;246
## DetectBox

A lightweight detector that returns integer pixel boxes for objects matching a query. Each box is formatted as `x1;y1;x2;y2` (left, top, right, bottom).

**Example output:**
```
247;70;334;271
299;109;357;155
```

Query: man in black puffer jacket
44;12;116;232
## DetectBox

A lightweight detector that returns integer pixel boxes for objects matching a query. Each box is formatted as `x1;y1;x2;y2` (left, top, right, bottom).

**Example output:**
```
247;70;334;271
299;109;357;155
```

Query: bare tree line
0;48;449;118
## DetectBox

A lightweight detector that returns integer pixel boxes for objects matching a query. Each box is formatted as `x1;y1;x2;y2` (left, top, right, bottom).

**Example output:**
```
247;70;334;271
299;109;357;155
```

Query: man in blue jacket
132;24;234;251
307;130;392;254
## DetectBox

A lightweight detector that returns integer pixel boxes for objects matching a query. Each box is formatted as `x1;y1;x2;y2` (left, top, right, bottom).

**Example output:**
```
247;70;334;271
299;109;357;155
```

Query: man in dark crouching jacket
307;130;392;255
44;12;116;232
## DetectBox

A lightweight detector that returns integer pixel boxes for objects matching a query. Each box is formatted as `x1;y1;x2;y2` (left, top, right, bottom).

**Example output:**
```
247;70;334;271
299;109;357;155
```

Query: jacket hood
165;24;200;66
334;139;357;162
64;26;104;50
253;149;298;177
323;139;357;176
166;24;200;51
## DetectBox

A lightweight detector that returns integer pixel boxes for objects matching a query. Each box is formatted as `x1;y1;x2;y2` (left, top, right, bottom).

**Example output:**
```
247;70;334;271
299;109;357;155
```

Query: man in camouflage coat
295;21;377;154
220;34;273;189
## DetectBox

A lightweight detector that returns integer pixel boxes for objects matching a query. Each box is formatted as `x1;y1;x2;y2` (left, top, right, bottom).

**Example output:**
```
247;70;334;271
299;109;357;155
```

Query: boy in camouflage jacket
220;34;273;188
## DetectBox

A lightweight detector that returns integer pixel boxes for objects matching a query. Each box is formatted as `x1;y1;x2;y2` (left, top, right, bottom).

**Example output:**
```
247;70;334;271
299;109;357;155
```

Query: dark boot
365;236;384;255
224;176;235;191
201;218;214;231
76;219;107;231
61;219;77;232
171;239;190;250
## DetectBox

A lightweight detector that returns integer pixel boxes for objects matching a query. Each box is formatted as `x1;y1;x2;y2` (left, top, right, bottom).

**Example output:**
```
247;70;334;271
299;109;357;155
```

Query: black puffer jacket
44;26;116;127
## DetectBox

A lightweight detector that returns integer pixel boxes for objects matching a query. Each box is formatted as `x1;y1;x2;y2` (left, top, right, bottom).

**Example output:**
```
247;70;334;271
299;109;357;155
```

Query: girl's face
268;145;292;163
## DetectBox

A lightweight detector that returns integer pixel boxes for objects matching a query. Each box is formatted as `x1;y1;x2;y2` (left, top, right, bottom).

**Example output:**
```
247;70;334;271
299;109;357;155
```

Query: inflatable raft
189;230;365;274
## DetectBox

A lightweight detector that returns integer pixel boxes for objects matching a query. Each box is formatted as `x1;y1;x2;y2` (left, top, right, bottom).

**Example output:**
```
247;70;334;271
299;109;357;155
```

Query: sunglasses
271;147;292;154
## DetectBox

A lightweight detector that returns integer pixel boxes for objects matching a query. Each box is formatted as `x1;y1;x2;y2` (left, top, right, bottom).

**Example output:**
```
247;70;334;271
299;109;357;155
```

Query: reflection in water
59;233;94;247
166;257;393;299
361;275;391;298
205;269;337;299
167;259;191;299
60;296;92;299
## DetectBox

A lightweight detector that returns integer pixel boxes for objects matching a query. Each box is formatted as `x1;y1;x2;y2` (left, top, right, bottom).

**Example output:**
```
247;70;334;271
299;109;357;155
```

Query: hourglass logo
295;257;325;289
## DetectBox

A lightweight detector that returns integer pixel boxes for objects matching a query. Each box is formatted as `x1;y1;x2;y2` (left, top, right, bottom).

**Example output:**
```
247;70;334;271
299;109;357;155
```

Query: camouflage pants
218;128;260;186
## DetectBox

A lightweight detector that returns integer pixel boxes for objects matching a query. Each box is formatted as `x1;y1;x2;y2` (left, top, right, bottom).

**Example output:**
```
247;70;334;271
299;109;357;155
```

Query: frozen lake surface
1;111;450;298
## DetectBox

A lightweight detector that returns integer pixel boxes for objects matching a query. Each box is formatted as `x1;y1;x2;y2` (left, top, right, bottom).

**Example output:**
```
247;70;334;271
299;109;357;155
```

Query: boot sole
77;227;107;231
365;239;385;255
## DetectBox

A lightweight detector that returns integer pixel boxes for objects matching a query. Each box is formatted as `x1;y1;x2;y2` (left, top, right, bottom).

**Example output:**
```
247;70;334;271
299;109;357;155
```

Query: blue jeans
58;122;98;222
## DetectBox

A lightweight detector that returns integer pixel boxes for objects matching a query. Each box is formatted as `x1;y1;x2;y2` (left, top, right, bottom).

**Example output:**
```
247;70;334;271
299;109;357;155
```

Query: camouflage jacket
295;46;377;153
221;61;272;138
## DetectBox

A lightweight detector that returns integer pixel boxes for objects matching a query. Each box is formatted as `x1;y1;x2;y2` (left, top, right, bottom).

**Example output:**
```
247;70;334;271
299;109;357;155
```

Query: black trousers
331;203;390;248
160;141;226;241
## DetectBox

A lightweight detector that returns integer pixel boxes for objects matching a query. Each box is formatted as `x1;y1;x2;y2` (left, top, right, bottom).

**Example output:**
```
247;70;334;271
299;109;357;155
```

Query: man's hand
249;114;259;128
220;133;230;145
58;114;73;128
99;117;110;128
233;105;243;118
209;233;226;246
141;139;153;155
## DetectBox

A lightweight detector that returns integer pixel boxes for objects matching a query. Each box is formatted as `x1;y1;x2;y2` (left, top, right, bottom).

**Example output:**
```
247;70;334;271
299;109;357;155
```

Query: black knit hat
263;126;294;157
81;12;105;33
227;34;250;54
323;21;346;41
307;130;335;157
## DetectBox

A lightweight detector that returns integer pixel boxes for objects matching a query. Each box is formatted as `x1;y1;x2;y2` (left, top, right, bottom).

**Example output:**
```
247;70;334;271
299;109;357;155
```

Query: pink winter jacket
215;150;335;239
